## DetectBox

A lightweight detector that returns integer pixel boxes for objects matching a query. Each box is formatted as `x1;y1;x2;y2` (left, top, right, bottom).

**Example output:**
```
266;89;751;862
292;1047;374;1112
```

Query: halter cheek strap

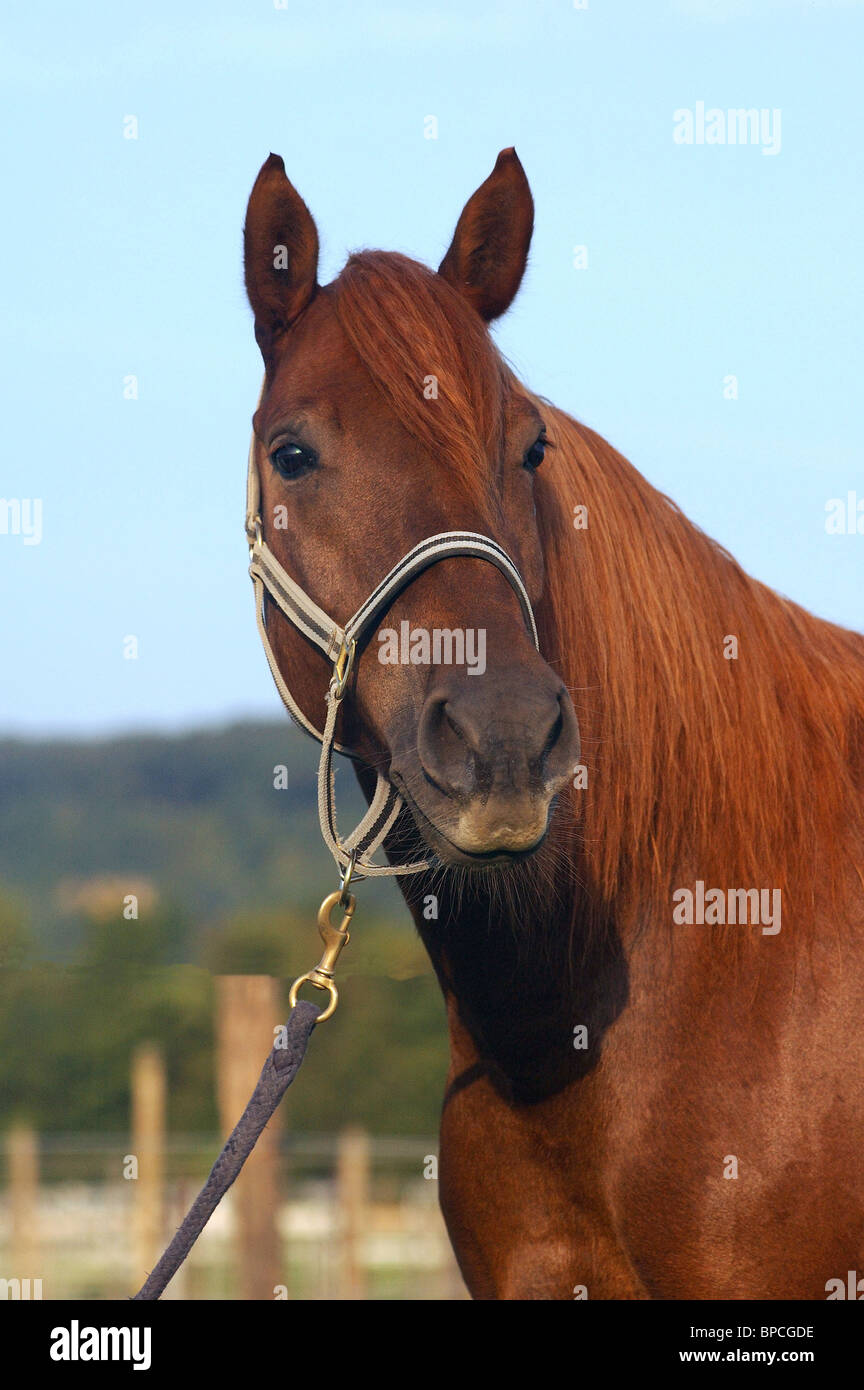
246;425;540;881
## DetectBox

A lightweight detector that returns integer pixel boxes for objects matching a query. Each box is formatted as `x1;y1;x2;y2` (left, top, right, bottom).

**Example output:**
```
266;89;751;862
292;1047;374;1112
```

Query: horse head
243;149;579;869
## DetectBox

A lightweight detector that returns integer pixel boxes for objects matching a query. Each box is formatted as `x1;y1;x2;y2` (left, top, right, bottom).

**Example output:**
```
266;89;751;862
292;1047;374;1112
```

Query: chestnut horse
243;149;864;1299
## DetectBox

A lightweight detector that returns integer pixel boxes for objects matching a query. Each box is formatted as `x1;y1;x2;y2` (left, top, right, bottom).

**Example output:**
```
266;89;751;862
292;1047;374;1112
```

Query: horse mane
535;409;864;926
331;250;864;931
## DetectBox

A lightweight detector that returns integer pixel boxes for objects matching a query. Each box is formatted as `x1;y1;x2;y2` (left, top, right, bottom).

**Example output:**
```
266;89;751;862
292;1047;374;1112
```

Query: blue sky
1;0;862;734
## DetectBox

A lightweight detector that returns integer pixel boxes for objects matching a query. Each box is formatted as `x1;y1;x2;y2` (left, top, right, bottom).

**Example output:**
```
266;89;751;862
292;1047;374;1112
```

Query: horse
242;148;864;1299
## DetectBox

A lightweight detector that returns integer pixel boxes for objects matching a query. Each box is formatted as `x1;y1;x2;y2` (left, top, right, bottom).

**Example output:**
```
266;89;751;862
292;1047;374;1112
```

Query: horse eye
523;435;547;471
271;443;316;479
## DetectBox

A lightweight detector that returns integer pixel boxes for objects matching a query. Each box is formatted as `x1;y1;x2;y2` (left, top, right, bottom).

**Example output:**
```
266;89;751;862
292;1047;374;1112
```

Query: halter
245;407;540;883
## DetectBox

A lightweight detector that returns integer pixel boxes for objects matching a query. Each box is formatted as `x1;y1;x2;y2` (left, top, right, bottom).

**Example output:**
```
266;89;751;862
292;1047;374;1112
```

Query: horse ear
244;153;319;362
438;148;534;322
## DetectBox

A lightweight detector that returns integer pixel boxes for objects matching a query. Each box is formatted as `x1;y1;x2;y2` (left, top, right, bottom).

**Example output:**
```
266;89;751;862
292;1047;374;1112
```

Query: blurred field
0;1129;467;1301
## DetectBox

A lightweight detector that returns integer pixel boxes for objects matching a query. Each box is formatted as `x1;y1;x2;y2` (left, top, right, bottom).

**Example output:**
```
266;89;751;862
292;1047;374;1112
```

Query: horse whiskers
394;809;581;940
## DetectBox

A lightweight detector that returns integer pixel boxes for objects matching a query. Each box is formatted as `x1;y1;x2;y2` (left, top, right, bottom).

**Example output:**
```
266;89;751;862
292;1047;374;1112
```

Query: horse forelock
331;250;509;526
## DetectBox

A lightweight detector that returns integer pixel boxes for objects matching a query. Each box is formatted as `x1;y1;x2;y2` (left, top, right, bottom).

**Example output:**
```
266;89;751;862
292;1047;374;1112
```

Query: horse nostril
539;700;565;766
417;697;474;798
417;680;580;803
541;686;580;787
444;706;467;744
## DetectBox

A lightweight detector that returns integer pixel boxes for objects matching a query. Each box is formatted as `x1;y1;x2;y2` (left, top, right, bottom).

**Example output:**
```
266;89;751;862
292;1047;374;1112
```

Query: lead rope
133;1000;319;1301
133;426;541;1299
132;631;425;1298
130;634;418;1301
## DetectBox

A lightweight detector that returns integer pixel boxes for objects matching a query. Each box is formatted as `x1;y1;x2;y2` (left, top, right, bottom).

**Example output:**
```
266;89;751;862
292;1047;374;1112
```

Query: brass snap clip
288;883;357;1025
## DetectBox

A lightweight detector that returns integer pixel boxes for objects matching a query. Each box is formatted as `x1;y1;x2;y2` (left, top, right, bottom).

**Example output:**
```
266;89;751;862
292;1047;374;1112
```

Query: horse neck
536;404;864;933
405;846;628;1102
400;403;864;1098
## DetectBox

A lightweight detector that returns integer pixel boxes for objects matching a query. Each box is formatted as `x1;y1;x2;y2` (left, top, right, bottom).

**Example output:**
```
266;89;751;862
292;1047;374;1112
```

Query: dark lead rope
133;1000;319;1301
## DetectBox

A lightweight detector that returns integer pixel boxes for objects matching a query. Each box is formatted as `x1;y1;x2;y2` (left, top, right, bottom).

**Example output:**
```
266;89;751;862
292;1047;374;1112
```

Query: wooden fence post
337;1126;369;1300
130;1043;165;1292
8;1122;39;1282
216;976;283;1300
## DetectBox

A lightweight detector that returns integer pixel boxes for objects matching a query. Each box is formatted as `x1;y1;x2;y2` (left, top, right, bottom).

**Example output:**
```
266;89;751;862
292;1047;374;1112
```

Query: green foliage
0;720;406;957
292;974;448;1133
0;892;33;969
0;961;216;1134
0;722;450;1137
